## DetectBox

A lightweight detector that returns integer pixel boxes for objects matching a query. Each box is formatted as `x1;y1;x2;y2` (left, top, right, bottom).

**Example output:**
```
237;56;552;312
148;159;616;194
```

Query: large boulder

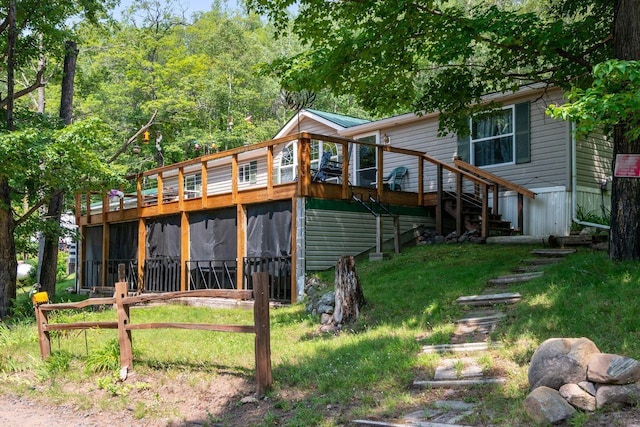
528;337;601;390
587;353;640;385
559;383;596;412
596;384;640;408
524;386;577;425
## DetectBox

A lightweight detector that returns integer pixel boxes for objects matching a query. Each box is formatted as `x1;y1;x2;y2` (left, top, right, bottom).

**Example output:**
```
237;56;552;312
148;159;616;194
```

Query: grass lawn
1;243;639;426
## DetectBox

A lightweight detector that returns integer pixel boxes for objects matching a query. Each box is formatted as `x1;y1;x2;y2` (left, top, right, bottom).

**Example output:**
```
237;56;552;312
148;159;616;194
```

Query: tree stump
333;256;365;325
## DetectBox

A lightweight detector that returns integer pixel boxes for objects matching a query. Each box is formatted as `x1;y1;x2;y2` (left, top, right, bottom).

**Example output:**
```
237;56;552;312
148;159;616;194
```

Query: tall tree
246;0;640;260
0;0;116;316
39;40;79;299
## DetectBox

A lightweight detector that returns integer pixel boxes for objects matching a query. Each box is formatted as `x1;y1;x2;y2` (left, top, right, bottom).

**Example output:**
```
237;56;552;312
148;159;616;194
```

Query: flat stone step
413;378;507;388
352;419;473;427
456;311;506;326
434;357;483;380
531;248;576;257
522;257;563;265
422;342;502;354
456;292;521;306
513;265;543;273
487;271;544;285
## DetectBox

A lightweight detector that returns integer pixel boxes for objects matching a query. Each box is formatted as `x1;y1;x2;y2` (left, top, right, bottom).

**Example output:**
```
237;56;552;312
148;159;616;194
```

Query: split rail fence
33;266;272;395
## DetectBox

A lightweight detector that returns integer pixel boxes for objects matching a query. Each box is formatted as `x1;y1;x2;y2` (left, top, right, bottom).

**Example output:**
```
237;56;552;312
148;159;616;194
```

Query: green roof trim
305;109;370;128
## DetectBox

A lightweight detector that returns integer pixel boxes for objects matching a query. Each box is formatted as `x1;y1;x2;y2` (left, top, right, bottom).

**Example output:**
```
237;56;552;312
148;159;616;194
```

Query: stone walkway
352;247;576;427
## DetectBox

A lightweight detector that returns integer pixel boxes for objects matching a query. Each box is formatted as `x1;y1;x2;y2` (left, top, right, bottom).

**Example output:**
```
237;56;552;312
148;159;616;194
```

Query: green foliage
36;350;73;381
96;372;132;396
549;59;640;140
85;338;121;373
572;204;611;231
247;0;614;134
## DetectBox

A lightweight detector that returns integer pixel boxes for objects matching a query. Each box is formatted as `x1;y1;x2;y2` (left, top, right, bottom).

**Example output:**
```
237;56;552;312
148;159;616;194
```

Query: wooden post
157;172;164;214
115;277;133;371
376;145;384;199
418;157;424;206
236;204;246;290
137;218;146;293
455;172;463;237
393;215;400;254
267;146;274;200
341;141;349;200
34;304;51;359
290;197;297;304
481;184;489;239
517;193;524;233
436;163;443;235
180;211;189;291
298;136;311;197
376;215;383;253
252;272;272;397
201;160;208;208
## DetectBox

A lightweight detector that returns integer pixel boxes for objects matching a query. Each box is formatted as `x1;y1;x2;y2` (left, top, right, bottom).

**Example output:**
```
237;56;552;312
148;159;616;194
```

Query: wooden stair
443;196;513;237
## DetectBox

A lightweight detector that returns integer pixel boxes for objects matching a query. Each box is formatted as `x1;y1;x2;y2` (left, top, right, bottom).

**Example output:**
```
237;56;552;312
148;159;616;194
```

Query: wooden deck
76;132;535;301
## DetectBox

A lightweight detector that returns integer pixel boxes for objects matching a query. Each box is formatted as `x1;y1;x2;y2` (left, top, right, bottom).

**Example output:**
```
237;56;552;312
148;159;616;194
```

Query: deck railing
186;260;237;290
75;132;536;292
144;257;181;293
243;256;292;302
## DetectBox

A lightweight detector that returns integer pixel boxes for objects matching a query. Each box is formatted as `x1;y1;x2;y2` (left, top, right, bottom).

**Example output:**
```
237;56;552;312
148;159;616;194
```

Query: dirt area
0;371;268;426
2;370;640;426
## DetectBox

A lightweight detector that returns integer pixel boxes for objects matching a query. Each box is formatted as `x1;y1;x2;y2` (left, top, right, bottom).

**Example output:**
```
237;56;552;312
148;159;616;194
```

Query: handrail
454;158;536;199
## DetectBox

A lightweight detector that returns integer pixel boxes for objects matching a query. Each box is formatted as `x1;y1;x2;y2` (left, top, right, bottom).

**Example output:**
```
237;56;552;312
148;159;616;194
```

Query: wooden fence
33;268;272;396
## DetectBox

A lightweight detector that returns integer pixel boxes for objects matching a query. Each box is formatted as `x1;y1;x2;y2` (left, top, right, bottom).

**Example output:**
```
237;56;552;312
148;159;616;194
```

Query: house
75;85;612;303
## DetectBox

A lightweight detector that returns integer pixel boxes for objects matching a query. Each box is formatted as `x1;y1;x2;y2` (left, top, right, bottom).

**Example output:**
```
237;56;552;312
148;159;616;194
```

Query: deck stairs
443;190;514;236
352;248;577;427
351;189;402;255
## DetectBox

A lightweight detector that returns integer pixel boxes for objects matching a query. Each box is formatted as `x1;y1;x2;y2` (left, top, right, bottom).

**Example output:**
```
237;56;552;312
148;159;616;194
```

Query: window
184;173;201;198
239;161;258;184
277;141;339;184
278;143;296;184
457;102;530;167
356;135;377;186
471;107;514;167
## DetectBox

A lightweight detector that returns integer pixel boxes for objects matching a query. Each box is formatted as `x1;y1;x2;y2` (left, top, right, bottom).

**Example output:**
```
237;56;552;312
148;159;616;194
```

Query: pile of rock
304;276;335;325
416;228;483;245
524;337;640;424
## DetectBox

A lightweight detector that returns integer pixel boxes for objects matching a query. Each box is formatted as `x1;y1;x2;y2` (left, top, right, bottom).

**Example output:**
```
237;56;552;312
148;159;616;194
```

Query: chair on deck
312;151;343;182
381;166;408;191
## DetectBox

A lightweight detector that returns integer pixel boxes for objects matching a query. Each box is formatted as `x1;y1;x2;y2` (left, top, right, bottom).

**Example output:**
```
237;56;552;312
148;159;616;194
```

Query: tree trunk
0;178;18;318
39;41;78;298
0;2;18;317
610;0;640;260
333;255;365;325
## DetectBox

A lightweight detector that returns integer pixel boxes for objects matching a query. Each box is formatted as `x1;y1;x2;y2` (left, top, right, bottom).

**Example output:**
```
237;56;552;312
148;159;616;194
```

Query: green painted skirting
305;197;430;217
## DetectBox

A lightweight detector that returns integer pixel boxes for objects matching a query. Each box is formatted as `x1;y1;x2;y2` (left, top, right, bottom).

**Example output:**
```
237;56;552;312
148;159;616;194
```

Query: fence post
115;264;133;371
252;272;272;397
34;303;51;359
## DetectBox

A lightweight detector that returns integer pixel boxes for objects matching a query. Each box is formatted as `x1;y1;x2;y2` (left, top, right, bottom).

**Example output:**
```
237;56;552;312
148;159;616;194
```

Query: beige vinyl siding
368;89;570;193
576;130;613;189
291;115;343;136
305;208;433;270
207;163;232;194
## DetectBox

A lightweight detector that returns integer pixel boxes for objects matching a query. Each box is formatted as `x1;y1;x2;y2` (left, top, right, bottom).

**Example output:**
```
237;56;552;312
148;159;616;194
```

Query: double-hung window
457;101;530;167
239;160;258;184
184;173;202;199
471;106;514;167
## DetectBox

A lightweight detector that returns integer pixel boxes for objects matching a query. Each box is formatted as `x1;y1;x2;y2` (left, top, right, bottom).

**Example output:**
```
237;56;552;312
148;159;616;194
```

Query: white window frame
184;173;202;199
239;160;258;184
353;133;379;187
470;105;516;168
